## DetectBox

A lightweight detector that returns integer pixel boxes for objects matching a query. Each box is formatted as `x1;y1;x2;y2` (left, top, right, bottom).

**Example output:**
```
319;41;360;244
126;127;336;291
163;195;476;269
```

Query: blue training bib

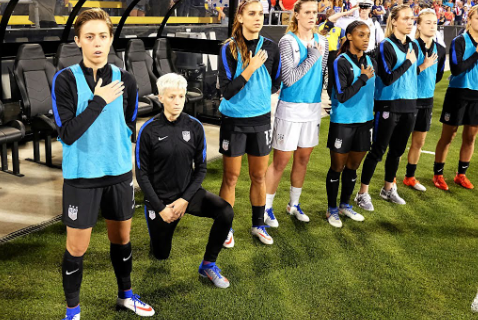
219;36;272;118
279;32;323;104
61;64;133;179
375;38;418;101
331;53;375;124
449;32;478;91
415;40;438;99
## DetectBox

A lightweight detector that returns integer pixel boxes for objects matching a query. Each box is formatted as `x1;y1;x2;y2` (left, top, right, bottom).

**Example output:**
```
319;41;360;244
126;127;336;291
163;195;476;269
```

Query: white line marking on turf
421;150;436;155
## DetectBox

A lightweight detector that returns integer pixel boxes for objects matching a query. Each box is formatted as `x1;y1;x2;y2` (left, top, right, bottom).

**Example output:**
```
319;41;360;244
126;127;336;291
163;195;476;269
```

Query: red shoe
454;174;474;189
433;175;449;191
403;176;426;191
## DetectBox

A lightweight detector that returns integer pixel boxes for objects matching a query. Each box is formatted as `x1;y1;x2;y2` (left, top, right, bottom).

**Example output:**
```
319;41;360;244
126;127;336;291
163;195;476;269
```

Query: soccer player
355;5;419;210
218;0;281;246
403;9;446;191
135;73;234;289
52;8;154;320
433;5;478;190
264;0;328;227
326;20;376;228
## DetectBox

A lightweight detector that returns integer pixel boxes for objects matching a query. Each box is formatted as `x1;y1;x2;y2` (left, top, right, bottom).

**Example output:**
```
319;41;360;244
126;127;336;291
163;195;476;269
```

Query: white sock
265;193;275;210
290;186;302;207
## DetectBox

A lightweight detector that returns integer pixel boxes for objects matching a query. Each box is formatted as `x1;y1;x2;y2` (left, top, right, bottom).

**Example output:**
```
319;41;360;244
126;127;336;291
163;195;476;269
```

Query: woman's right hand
159;206;177;223
361;64;375;79
248;49;268;72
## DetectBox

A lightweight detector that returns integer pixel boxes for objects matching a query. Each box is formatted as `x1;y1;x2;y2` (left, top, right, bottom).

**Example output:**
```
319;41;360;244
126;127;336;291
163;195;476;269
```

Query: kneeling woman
135;73;234;289
326;21;376;228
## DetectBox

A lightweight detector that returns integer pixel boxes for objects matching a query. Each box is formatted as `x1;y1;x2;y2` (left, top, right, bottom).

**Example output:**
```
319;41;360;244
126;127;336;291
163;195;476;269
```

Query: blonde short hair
156;73;188;96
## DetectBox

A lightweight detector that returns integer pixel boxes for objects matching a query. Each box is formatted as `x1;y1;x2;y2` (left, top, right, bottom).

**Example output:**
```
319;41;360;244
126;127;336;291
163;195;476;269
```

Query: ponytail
223;0;262;66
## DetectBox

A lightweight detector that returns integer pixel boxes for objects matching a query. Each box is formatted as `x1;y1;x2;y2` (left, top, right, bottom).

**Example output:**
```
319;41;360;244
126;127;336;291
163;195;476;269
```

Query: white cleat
264;208;279;228
117;293;155;317
339;204;365;222
223;228;234;248
326;207;342;228
286;203;310;222
354;192;374;211
251;226;273;245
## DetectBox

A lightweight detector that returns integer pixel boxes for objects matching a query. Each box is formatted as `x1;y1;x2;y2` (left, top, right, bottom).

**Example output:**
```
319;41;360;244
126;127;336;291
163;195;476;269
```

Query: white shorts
271;118;320;151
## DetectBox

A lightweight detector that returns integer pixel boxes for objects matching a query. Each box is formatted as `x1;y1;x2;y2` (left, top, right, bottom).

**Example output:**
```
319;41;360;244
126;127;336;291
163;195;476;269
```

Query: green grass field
2;72;478;319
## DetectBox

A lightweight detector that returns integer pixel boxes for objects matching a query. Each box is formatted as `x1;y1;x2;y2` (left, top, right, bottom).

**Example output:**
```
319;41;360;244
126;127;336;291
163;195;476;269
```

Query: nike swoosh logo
330;179;339;182
462;166;469;169
123;252;132;262
225;236;233;245
438;169;443;172
352;179;356;182
158;136;168;141
66;268;79;276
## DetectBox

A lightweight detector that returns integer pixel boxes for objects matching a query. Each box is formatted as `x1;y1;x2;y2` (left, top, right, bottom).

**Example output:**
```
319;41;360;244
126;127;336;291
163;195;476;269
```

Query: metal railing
0;0;40;27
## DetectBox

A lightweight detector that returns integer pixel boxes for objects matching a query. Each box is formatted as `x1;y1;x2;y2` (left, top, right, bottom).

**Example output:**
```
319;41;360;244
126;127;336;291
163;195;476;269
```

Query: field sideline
1;72;478;319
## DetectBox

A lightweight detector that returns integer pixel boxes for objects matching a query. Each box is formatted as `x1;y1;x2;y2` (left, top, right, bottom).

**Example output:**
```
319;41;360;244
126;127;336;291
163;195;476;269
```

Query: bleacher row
0;37;204;177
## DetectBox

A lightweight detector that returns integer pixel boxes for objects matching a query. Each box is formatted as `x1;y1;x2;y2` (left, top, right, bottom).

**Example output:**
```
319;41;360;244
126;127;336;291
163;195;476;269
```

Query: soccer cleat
433;174;449;191
264;208;279;228
380;187;406;205
286;203;310;222
198;262;230;289
454;173;474;189
62;305;80;320
471;291;478;312
339;203;364;222
354;192;374;211
403;176;426;191
251;225;273;245
117;292;155;317
326;207;342;228
223;228;234;248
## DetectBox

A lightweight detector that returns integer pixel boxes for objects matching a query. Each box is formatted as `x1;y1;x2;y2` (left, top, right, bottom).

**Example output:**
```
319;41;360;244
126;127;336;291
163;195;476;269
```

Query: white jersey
336;16;384;52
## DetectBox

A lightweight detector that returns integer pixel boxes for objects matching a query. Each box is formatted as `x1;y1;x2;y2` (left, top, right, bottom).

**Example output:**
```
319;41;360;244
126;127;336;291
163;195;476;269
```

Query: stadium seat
54;42;82;70
108;45;124;68
124;39;161;116
12;44;59;168
152;38;203;117
0;99;25;177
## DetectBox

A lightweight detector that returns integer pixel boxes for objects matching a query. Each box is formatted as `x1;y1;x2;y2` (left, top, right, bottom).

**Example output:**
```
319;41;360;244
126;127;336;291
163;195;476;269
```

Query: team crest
68;205;78;221
277;133;284;143
383;112;389;120
182;131;190;142
334;138;342;149
222;139;229;151
149;210;156;220
444;113;451;122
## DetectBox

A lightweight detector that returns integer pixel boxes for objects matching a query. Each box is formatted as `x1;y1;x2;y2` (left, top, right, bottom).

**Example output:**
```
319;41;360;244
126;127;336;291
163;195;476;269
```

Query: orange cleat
403;176;426;191
433;175;449;191
454;174;474;189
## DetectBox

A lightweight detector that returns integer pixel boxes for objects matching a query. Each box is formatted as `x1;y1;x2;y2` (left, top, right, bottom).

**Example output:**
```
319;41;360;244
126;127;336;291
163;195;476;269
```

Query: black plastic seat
124;39;161;116
54;42;82;70
108;45;124;68
12;44;59;168
153;38;203;116
0;100;25;176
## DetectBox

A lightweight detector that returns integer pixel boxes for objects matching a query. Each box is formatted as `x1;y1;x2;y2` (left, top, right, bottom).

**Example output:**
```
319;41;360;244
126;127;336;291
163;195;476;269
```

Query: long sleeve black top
52;61;138;188
416;38;447;107
375;34;420;112
448;31;478;101
331;50;378;104
135;112;207;213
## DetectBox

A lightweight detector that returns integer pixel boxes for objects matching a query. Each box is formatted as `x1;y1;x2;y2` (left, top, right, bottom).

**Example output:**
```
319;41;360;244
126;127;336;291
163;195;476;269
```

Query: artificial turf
2;72;478;319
